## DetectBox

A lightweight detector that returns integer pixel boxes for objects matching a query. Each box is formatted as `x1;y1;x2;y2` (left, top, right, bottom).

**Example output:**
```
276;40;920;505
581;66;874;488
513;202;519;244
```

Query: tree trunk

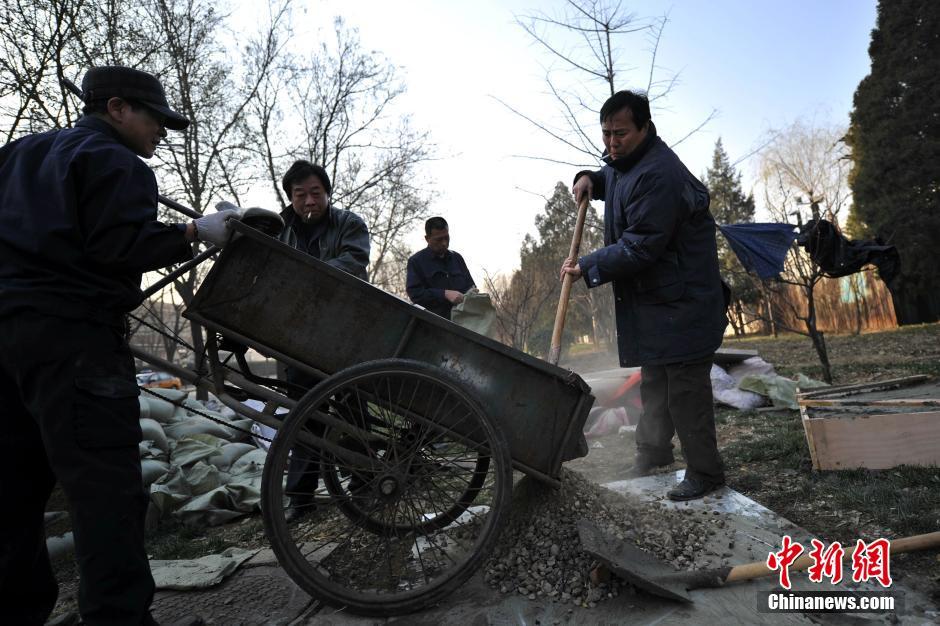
734;300;747;336
760;281;778;337
852;277;863;336
727;300;743;336
803;282;833;384
189;320;209;401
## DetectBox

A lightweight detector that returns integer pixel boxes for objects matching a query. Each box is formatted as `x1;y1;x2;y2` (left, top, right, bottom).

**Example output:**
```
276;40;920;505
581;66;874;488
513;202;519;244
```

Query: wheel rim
262;360;510;614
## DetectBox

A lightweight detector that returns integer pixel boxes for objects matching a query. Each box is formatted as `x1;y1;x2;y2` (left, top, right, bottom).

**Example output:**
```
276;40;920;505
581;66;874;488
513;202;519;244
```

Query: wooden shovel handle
725;530;940;584
548;196;591;365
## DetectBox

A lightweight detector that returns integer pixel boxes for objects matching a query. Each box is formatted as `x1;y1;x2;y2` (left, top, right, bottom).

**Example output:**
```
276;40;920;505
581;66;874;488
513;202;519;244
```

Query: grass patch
722;409;940;539
721;410;811;471
816;467;940;537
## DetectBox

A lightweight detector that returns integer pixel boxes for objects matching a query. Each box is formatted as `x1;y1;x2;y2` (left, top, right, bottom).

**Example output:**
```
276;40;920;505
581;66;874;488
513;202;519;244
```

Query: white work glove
194;202;243;247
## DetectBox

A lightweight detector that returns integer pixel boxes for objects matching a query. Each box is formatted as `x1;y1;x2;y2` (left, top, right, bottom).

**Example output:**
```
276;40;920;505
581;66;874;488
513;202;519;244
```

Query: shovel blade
578;519;693;603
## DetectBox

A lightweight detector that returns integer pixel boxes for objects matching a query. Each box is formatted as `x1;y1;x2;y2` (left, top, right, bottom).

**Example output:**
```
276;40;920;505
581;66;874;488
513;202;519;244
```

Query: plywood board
802;410;940;470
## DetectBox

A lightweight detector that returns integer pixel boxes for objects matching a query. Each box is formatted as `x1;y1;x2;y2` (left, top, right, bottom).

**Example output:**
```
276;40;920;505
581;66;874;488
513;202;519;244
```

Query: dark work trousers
636;356;725;483
0;313;154;625
283;366;322;504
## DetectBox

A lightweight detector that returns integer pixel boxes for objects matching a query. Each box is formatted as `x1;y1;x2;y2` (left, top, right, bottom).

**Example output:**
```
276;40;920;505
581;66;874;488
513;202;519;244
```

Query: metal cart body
183;221;592;485
132;220;594;615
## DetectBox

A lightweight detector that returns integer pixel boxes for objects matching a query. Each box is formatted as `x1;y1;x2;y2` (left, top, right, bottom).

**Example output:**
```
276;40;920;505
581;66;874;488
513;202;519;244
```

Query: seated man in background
277;159;370;521
406;216;475;319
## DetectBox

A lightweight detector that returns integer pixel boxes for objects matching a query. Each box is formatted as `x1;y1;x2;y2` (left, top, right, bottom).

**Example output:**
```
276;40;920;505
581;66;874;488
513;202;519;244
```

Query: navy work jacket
576;123;727;366
406;247;475;319
0;117;192;324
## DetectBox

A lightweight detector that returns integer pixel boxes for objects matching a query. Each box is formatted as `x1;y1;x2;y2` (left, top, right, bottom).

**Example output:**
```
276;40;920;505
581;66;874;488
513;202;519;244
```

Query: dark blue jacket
0;117;192;324
577;123;727;366
406;247;475;319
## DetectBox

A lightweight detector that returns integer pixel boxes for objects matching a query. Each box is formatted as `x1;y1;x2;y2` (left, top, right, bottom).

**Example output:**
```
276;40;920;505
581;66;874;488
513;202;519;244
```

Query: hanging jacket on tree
798;219;901;288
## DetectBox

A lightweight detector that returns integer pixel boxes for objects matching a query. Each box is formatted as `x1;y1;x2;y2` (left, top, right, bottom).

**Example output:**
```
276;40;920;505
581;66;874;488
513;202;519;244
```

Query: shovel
548;195;591;365
579;520;940;603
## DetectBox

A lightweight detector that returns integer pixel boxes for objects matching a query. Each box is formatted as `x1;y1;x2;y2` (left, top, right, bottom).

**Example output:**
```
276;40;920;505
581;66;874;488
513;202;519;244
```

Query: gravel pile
483;468;729;608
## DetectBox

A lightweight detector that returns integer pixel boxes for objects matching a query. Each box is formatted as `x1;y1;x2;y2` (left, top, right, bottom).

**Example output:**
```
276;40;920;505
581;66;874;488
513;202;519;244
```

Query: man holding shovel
559;90;728;501
0;66;235;624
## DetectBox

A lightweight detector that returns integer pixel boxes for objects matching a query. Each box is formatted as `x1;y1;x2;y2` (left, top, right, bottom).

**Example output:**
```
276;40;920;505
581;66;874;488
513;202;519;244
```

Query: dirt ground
47;322;940;620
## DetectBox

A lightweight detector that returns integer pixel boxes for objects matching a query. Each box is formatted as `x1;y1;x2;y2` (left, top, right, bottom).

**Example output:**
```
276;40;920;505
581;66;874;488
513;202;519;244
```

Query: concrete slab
600;471;938;625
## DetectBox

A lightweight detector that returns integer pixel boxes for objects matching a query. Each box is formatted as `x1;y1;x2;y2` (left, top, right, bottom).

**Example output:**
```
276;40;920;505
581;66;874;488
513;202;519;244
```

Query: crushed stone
483;468;728;608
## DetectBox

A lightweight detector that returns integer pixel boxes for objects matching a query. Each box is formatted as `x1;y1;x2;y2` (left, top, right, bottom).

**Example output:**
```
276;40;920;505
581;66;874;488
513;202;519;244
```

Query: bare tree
0;0;157;139
1;0;294;370
757;119;852;383
247;18;435;292
484;271;557;351
499;0;716;168
130;288;188;363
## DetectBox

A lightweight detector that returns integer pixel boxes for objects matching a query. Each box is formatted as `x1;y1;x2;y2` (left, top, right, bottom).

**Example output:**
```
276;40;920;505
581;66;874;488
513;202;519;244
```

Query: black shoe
627;455;675;478
667;477;725;501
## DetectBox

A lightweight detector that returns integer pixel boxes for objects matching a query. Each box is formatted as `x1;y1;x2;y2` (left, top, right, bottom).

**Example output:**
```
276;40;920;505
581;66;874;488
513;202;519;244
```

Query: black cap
81;66;190;131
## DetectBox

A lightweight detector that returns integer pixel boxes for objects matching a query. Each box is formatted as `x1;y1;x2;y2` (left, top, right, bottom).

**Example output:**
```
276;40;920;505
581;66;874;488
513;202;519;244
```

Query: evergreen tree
703;139;758;335
846;0;940;323
516;182;612;356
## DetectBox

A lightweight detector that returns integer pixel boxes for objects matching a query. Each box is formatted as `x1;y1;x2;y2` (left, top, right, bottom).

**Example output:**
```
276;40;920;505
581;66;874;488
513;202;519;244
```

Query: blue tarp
718;223;799;279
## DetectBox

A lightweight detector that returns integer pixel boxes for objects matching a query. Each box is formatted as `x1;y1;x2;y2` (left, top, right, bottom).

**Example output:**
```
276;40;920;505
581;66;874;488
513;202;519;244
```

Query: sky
240;0;878;282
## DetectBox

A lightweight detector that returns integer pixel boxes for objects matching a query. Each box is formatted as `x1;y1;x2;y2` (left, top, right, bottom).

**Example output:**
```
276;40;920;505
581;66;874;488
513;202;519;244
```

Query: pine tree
515;182;612;356
703;139;758;335
846;0;940;324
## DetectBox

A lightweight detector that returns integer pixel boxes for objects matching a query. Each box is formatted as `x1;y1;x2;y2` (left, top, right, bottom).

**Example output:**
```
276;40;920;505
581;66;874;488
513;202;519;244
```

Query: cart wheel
261;358;512;616
320;416;491;536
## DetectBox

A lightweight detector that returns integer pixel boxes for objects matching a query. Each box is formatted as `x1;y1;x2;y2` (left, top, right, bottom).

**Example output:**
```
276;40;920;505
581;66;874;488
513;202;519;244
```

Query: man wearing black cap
0;66;233;624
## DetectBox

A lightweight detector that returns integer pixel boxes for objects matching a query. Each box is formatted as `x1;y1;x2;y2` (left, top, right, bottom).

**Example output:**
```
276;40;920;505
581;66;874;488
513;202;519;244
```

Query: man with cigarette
559;90;728;502
276;159;370;521
278;160;370;280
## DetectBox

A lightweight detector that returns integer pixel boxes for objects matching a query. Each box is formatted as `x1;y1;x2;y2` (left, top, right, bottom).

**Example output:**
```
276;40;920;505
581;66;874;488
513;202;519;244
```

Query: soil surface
47;322;940;620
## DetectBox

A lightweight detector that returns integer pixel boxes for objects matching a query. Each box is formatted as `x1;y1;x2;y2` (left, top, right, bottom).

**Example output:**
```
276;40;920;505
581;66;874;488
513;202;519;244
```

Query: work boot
666;476;725;501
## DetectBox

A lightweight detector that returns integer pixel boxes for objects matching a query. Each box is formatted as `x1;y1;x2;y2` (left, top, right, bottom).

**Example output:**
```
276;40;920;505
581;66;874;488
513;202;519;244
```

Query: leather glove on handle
194;202;243;247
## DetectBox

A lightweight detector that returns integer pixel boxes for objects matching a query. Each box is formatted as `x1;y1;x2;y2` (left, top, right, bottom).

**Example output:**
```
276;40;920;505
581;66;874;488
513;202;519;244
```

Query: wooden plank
801;398;940;409
797;375;929;400
803;410;940;470
799;402;821;469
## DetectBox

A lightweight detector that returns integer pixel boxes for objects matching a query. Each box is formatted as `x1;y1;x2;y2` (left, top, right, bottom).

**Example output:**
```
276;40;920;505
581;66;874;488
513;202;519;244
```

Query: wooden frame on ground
797;375;940;470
